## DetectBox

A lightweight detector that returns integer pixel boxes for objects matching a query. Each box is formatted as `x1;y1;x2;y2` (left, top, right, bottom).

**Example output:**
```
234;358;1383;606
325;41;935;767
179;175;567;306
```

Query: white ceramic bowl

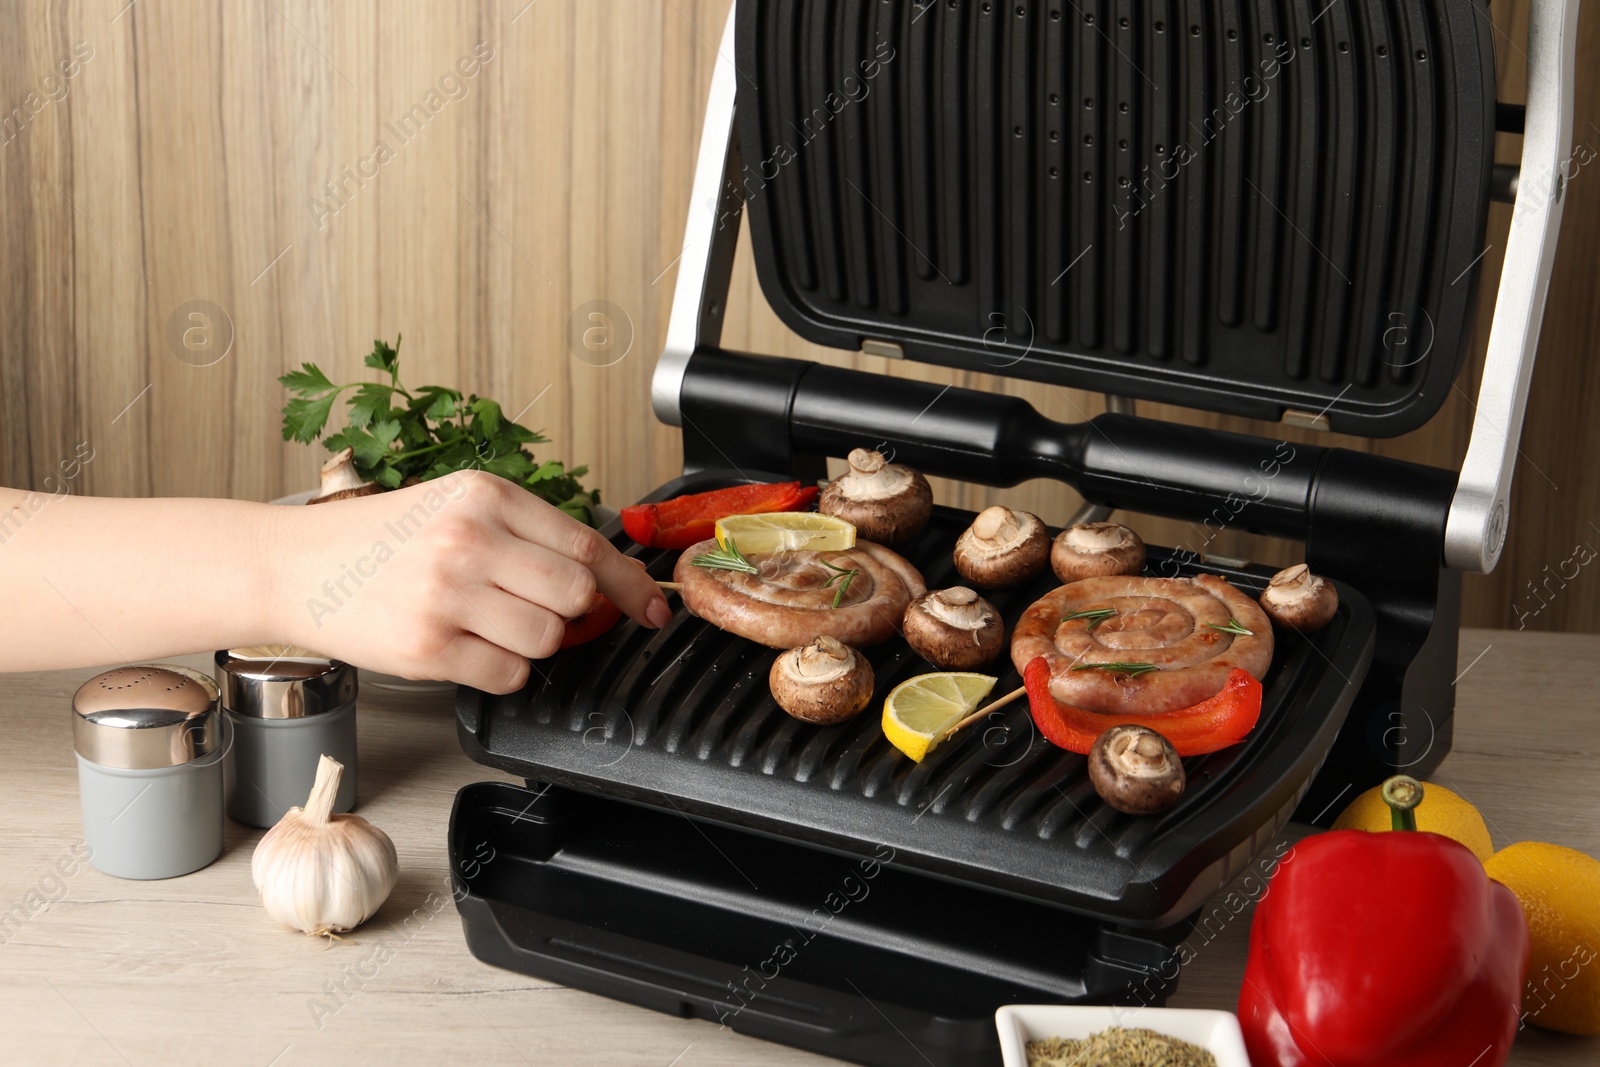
995;1005;1250;1067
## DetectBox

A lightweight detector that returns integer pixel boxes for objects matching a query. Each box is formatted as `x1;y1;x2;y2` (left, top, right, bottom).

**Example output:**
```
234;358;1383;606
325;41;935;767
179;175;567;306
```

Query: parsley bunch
278;336;599;525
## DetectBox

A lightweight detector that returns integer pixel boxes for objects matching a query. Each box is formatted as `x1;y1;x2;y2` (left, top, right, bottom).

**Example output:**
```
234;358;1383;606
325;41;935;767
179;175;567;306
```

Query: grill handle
682;347;1340;539
792;360;1330;538
681;346;1459;547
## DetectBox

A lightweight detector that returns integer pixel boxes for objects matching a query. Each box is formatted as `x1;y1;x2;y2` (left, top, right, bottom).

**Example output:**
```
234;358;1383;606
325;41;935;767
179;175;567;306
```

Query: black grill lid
457;473;1375;927
734;0;1497;436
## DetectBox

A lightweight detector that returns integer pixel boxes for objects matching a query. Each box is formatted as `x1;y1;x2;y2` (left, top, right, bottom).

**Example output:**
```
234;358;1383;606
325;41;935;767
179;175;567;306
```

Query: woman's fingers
444;584;569;663
276;472;673;689
491;478;669;628
588;538;673;629
483;533;598;619
434;631;533;694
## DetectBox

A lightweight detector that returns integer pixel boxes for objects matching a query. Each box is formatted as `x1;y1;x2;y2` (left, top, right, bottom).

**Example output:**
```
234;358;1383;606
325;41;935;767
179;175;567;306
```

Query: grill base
450;781;1184;1067
451;474;1377;1063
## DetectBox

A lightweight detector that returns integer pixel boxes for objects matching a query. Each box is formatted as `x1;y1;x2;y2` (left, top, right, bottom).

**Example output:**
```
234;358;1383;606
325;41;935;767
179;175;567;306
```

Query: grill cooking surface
458;473;1374;925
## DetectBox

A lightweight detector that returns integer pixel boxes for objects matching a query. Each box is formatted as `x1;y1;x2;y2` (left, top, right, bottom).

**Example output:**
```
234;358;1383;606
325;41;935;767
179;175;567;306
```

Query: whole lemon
1331;781;1494;862
1485;842;1600;1034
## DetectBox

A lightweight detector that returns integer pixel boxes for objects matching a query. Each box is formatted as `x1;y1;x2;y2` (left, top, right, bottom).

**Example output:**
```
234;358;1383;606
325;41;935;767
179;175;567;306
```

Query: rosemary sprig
1063;607;1117;632
692;541;858;609
1070;661;1160;678
1206;618;1255;637
691;539;758;575
818;557;859;609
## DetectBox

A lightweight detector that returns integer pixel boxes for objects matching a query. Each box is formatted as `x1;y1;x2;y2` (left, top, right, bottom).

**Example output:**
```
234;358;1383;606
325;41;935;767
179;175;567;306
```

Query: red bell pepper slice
620;481;820;550
559;592;623;649
1022;656;1262;757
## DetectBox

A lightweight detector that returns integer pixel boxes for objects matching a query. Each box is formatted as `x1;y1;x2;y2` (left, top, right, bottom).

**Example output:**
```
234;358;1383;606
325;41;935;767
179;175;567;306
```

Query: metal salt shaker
214;646;358;828
72;664;231;879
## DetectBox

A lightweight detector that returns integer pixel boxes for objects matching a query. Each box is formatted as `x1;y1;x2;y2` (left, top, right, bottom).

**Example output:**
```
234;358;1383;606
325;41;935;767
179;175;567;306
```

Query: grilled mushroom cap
1259;563;1338;632
768;636;875;725
953;506;1050;588
1050;521;1146;583
1088;725;1186;815
902;587;1004;670
817;449;934;548
307;448;383;505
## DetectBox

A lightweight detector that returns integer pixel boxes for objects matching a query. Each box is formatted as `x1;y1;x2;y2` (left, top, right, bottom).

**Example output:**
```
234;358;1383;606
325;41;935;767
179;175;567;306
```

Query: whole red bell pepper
1021;656;1261;757
1239;777;1529;1067
620;481;820;550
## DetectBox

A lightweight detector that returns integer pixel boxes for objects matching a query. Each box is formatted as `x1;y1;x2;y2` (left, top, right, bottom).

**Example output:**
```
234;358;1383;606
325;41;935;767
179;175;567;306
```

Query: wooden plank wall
1;0;1595;632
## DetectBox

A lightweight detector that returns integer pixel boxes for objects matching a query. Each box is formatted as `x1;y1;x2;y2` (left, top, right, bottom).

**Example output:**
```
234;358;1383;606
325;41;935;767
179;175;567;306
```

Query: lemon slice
714;512;857;555
882;673;998;763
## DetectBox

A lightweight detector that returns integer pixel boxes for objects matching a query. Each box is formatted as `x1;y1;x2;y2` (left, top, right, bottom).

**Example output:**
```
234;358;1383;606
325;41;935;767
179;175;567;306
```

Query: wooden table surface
4;628;1598;1066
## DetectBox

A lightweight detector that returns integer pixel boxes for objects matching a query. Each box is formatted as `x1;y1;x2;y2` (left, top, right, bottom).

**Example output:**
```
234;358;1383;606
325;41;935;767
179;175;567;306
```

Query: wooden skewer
943;684;1027;739
657;581;684;592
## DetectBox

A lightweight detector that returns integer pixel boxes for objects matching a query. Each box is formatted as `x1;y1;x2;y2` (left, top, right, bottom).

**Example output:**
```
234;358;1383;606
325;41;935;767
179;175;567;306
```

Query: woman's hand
271;471;671;693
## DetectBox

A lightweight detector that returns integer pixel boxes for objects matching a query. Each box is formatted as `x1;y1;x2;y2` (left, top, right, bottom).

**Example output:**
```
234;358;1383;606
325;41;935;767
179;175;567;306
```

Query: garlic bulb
251;754;398;936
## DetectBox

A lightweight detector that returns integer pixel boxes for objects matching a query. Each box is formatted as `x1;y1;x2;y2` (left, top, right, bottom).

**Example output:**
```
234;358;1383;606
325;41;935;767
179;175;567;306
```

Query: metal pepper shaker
72;665;231;879
214;646;358;828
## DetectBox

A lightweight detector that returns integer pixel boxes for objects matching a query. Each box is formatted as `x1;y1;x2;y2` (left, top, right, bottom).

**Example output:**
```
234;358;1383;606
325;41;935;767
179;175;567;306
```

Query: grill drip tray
450;781;1181;1067
451;472;1375;1065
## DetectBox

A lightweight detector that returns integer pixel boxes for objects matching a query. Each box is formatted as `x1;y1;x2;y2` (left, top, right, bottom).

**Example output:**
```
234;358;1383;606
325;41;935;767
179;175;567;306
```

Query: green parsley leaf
346;383;396;430
483;452;536;481
370;419;402;447
325;427;388;468
278;362;337;396
363;337;401;376
279;337;597;524
470;396;502;439
280;393;338;444
425;391;459;421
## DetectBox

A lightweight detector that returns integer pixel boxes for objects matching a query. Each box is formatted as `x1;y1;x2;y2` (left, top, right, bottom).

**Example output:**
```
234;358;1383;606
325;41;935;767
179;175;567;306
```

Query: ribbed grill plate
735;0;1496;436
457;474;1375;925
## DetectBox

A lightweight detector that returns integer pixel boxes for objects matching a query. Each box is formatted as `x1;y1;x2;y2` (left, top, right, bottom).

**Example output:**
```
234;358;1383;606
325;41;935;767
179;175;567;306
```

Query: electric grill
450;1;1578;1063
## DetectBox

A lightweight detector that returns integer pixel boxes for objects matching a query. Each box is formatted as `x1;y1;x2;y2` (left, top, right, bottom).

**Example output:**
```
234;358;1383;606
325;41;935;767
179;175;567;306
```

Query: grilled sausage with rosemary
1011;574;1273;714
673;538;926;649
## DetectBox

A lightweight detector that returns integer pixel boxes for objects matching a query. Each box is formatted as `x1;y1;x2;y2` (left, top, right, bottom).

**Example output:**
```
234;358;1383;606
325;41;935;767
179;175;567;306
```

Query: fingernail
646;597;673;629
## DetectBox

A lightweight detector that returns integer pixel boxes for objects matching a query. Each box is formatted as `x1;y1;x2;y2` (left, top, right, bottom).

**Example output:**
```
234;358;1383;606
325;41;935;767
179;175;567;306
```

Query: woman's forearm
0;488;286;671
0;474;669;691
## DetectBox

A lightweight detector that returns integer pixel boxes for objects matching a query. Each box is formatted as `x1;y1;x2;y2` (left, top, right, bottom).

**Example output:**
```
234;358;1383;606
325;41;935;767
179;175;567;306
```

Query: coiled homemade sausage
1011;574;1274;714
674;539;926;649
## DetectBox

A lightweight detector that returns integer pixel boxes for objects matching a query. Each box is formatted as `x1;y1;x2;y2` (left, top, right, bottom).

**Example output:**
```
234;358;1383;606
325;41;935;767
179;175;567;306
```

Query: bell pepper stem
1381;775;1424;832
